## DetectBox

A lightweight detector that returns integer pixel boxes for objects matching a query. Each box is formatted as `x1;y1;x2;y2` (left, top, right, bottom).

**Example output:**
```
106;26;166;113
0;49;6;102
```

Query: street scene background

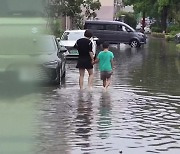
1;37;179;154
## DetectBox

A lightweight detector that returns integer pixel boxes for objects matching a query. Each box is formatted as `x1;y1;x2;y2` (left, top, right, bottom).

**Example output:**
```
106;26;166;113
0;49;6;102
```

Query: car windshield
61;31;84;41
0;36;56;54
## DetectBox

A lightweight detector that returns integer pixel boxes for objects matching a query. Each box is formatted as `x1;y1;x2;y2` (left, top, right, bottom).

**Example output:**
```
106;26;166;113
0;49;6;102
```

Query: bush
166;24;180;33
170;30;180;36
165;34;175;41
151;32;165;38
50;19;64;37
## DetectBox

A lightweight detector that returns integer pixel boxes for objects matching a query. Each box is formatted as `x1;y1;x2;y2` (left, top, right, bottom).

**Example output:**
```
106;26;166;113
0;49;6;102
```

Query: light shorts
100;71;113;80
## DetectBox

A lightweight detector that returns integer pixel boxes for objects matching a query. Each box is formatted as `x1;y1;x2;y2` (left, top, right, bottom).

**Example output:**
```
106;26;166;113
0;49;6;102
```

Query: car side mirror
59;46;67;53
56;37;60;42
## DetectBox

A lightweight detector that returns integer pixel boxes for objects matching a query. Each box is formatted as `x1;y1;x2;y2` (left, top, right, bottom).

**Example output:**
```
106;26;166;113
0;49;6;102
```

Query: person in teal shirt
94;42;114;91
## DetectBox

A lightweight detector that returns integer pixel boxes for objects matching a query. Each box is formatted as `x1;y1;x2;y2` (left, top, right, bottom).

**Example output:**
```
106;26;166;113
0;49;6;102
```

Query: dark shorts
100;71;112;80
76;57;93;69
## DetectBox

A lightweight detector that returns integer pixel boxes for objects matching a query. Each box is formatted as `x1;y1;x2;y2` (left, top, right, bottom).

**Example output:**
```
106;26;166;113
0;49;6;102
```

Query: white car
59;30;98;59
144;26;151;34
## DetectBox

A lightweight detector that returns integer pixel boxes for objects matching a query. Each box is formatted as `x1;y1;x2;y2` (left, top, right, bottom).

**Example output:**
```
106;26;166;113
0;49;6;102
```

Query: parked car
84;20;146;48
144;26;151;34
175;33;180;43
0;35;67;85
0;0;67;85
59;30;98;59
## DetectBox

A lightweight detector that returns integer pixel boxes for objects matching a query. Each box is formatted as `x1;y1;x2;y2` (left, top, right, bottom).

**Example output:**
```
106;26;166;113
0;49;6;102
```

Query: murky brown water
0;37;180;154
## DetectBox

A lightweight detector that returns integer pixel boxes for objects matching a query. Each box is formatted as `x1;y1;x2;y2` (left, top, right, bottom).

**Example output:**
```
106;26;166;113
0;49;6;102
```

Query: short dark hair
102;42;109;49
84;29;93;38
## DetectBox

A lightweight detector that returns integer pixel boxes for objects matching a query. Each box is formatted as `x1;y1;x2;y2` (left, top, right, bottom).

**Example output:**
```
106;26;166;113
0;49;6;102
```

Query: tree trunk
161;6;168;33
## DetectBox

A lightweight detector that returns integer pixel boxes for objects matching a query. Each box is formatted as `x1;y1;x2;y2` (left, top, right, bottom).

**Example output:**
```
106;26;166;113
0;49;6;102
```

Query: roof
85;20;124;25
64;29;85;33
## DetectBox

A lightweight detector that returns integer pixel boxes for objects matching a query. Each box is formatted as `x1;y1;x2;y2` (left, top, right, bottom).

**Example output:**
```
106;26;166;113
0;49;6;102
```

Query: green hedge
176;44;180;51
151;32;165;38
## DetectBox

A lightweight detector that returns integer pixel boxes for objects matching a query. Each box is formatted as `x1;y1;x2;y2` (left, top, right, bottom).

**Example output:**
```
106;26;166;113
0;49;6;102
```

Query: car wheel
55;68;61;85
130;39;140;48
62;65;66;78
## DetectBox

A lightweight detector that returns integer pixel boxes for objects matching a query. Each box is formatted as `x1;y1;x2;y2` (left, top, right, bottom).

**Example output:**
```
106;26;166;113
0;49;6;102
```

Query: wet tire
62;67;66;78
130;39;140;48
55;68;61;85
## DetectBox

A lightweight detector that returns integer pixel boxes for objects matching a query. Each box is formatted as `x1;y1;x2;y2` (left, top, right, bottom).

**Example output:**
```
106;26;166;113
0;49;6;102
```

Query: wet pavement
0;36;180;154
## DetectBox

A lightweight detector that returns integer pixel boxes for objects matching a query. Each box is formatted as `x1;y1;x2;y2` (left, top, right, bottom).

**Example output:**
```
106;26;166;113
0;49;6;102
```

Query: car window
61;31;84;41
86;24;104;30
106;25;118;31
0;36;56;54
118;25;131;32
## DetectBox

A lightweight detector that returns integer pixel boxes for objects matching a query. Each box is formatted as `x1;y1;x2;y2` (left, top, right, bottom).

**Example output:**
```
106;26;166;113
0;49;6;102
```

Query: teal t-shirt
97;51;114;71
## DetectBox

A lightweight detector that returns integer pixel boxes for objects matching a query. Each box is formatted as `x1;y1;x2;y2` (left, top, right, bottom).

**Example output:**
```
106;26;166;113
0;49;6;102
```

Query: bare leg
105;77;111;90
103;79;106;87
87;68;93;90
79;69;85;90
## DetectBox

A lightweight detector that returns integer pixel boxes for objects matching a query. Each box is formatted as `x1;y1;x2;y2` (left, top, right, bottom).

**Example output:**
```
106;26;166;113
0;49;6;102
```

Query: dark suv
84;20;146;48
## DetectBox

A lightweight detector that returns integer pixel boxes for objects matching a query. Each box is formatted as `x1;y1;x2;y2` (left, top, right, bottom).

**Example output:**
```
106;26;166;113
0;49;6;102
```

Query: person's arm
89;41;94;64
89;51;94;64
93;58;99;65
111;52;114;72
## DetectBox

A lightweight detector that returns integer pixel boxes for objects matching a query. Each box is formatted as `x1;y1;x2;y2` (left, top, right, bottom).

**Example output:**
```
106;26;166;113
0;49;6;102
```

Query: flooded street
1;36;180;154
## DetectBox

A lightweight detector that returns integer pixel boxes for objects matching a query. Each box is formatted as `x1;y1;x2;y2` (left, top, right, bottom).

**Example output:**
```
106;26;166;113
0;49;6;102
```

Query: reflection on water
98;92;112;140
75;92;93;148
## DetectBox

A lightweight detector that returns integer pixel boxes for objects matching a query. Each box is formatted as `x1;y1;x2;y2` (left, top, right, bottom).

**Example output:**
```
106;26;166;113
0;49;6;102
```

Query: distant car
59;30;98;59
144;26;151;34
0;35;67;85
84;20;146;48
175;33;180;43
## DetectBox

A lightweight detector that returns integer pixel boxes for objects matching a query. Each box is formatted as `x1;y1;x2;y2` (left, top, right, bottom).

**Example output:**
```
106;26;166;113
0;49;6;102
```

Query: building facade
95;0;123;21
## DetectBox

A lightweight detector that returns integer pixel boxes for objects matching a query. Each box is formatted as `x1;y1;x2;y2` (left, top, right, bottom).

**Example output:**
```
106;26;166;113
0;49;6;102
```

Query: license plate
70;49;78;54
19;67;46;81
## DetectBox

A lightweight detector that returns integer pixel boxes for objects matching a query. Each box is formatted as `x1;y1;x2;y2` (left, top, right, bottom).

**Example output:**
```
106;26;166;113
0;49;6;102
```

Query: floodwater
0;36;180;154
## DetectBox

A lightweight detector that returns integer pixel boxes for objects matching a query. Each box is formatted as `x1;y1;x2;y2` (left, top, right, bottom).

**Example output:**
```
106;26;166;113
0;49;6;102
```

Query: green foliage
50;19;63;37
151;27;163;33
116;11;137;29
165;34;175;41
48;0;101;18
176;44;180;51
166;24;180;33
48;0;101;29
83;0;101;19
124;0;180;32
